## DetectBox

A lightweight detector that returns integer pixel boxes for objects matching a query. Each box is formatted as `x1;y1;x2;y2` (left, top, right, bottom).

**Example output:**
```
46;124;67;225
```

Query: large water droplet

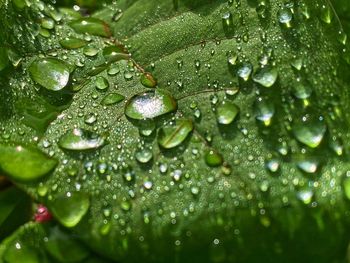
216;102;240;125
237;62;253;81
102;46;129;63
135;148;153;163
158;119;193;149
278;7;293;28
297;188;313;205
140;72;157;88
101;93;125;106
297;159;319;174
125;90;177;120
205;150;223;167
253;66;278;87
254;97;275;126
292;114;327;148
29;58;70;91
0;144;57;182
69;17;111;37
59;128;105;151
60;37;87;49
50;192;90;228
95;76;109;91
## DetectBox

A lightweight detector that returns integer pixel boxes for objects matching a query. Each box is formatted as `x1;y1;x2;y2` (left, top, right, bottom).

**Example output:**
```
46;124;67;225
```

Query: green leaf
0;223;108;263
1;0;350;262
0;187;31;240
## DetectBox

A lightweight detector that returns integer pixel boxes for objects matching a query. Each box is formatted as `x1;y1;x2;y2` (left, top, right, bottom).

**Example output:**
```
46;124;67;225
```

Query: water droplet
205;150;223;167
138;120;156;136
216;102;240;125
158;119;193;149
135;148;153;163
102;46;129;63
297;188;313;205
140;72;157;88
253;66;278;87
237;62;253;81
88;64;108;76
254;97;275;126
121;200;131;211
41;18;55;30
320;5;333;24
329;137;344;156
291;57;303;71
297;159;318;174
0;144;57;182
60;37;87;49
278;7;293;28
222;11;233;28
29;58;70;91
84;113;97;125
191;186;200;196
95;76;109;91
50;192;90;228
83;46;99;57
256;1;268;19
292;114;327;148
293;83;312;100
125;90;177;120
101;93;125;106
107;65;120;75
266;159;280;173
69;17;111;37
59;128;105;151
